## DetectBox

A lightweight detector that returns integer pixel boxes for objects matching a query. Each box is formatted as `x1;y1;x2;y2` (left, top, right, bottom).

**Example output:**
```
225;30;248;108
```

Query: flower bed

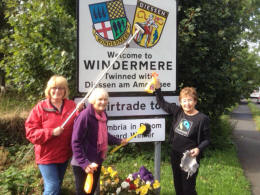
100;166;160;195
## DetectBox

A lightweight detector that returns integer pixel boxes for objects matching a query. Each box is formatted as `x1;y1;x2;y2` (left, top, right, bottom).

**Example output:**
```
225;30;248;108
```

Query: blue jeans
38;161;68;195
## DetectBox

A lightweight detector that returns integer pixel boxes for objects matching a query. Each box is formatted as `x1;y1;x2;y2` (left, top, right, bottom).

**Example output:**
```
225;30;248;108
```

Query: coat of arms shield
89;0;131;47
132;0;169;48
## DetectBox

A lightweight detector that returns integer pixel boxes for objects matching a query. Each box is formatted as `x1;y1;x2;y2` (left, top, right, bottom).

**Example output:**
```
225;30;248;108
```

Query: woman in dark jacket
154;79;210;195
71;88;127;195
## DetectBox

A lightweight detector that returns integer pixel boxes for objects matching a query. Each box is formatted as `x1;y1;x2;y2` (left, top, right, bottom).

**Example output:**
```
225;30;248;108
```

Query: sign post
154;141;161;194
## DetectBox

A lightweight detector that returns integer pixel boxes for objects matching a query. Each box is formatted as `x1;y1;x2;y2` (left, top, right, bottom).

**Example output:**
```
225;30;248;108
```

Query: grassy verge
0;92;35;146
0;94;251;195
197;148;250;195
248;101;260;131
0;90;35;117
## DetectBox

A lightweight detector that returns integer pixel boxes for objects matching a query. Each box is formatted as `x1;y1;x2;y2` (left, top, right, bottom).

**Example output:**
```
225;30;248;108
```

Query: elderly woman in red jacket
25;75;84;195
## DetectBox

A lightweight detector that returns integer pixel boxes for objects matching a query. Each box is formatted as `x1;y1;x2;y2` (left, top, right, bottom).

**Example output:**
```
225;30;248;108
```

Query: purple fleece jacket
71;104;121;170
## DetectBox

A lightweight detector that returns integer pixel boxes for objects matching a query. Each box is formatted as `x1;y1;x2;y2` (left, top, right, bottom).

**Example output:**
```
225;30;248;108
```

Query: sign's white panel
107;118;165;142
75;96;179;116
78;0;177;93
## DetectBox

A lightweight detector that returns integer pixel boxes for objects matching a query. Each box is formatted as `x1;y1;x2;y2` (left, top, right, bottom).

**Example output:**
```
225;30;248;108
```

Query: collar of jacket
42;99;65;113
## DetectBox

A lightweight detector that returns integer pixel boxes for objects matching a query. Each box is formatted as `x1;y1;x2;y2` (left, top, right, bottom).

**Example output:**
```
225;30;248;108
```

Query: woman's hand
76;102;85;112
155;78;161;89
85;162;98;173
120;139;128;146
52;126;64;136
190;147;200;157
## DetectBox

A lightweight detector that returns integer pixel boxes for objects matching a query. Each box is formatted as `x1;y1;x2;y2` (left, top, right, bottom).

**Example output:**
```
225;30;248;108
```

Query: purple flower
132;166;154;184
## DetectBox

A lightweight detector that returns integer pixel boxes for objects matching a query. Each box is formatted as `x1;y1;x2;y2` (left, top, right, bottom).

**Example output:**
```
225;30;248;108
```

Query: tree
243;0;260;44
0;0;77;99
177;0;260;118
0;1;9;87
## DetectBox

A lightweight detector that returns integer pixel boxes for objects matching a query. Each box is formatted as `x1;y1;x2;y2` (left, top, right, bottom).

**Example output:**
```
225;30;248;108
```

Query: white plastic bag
180;150;199;179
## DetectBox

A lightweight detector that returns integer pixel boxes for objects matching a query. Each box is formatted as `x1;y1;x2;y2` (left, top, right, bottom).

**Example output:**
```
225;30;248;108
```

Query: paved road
231;101;260;195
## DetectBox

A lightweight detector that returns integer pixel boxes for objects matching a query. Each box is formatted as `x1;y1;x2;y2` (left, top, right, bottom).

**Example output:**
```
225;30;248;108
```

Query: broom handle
61;28;142;128
110;131;140;154
25;27;142;162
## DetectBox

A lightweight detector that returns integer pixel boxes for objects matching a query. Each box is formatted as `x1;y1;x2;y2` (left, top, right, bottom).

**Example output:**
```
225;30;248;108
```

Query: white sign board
107;118;165;142
74;96;179;117
78;0;177;93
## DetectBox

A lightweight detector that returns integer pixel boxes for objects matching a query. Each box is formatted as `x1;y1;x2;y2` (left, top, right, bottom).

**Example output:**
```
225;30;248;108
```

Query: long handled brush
61;23;145;128
110;123;151;154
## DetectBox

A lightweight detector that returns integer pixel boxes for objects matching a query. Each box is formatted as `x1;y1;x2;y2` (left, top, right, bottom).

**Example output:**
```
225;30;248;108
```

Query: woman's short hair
88;88;109;104
179;87;198;102
44;75;69;99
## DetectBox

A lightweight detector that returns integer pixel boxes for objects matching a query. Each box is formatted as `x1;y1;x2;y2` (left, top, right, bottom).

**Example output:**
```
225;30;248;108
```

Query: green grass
0;91;35;116
248;101;260;131
197;148;250;195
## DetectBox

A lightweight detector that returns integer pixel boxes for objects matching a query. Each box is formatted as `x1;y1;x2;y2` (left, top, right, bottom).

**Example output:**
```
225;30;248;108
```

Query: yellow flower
104;171;109;176
153;180;160;189
110;171;118;178
140;185;149;195
101;166;105;173
107;166;113;173
134;178;140;187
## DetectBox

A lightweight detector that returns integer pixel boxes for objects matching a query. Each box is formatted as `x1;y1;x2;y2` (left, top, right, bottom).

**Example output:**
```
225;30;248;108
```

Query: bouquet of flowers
116;166;160;195
100;166;121;194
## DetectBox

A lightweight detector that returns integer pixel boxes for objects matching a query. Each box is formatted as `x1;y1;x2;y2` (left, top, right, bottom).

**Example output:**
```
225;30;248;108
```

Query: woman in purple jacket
71;88;127;195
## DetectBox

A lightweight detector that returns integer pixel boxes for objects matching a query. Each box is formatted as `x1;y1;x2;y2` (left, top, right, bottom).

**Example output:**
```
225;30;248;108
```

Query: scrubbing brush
110;123;151;154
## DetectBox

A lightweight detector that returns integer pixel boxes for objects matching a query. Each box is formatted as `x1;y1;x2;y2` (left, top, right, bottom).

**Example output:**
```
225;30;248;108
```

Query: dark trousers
171;150;199;195
72;165;101;195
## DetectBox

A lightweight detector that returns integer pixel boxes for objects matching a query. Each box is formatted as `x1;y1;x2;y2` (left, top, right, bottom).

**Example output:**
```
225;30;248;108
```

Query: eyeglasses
51;87;65;90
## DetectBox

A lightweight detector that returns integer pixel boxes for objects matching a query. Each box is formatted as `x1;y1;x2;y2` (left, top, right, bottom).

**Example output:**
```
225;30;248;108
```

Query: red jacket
25;98;78;164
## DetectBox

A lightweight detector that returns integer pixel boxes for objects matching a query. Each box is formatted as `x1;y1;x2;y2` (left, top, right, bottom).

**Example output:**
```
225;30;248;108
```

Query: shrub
0;114;28;146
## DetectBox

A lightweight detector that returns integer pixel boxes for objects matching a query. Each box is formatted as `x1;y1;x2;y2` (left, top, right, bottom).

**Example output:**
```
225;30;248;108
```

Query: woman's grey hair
88;88;109;104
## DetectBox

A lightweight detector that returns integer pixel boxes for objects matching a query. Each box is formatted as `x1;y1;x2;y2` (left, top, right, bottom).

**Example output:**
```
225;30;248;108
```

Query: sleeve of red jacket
25;103;53;145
